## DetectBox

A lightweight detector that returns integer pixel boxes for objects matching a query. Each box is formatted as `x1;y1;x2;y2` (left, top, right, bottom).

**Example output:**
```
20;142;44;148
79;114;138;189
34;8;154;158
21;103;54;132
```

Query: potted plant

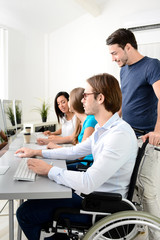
15;104;22;124
5;106;15;126
33;99;51;122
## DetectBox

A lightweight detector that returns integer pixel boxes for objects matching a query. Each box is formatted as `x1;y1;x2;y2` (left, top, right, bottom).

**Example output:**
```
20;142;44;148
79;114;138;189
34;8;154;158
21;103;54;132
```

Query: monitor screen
0;100;8;150
0;100;6;132
14;100;23;129
2;100;16;136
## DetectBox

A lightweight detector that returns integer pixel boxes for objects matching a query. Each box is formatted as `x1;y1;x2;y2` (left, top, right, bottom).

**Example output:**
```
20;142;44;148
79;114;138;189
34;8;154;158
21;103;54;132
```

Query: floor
0;200;27;240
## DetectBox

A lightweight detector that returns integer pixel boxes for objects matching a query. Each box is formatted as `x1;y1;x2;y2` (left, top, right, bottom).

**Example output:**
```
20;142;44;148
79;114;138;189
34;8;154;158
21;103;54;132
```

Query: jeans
16;192;91;240
137;139;160;239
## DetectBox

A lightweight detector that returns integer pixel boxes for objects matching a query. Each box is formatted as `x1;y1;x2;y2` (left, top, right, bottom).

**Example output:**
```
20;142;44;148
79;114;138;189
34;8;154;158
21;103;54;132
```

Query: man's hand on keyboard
27;158;52;175
15;147;42;158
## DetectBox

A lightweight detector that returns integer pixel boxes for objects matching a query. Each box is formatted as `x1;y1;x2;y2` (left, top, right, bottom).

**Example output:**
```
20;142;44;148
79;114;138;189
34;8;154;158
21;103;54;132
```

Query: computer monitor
0;99;9;152
2;100;16;136
0;100;6;132
14;99;23;131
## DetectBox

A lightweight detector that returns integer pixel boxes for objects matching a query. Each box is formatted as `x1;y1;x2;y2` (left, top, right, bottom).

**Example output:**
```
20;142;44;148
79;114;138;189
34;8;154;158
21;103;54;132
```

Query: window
0;27;8;99
135;28;160;59
139;42;160;59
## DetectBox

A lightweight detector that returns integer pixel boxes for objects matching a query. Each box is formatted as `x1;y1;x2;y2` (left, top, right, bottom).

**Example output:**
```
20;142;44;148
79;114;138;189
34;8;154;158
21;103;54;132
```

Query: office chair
40;139;148;240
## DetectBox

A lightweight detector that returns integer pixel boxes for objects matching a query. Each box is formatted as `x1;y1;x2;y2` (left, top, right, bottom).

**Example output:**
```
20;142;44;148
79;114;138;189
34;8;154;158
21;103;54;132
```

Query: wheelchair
40;139;160;240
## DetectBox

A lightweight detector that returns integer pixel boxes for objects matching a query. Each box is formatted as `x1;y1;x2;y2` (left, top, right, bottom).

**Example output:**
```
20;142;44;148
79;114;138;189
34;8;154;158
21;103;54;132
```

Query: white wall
1;0;160;123
47;0;160;121
0;10;46;122
7;29;46;122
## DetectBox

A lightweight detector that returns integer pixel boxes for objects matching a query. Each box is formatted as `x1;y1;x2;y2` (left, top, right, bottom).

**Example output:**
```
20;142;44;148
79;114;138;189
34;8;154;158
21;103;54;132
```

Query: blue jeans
16;192;91;240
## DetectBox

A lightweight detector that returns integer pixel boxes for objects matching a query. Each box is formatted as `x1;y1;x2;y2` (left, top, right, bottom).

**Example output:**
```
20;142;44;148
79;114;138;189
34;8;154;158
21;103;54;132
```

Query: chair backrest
127;139;148;201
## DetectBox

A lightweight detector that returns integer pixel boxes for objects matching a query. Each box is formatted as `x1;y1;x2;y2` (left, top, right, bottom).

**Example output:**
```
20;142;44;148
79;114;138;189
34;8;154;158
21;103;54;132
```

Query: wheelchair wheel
83;210;160;240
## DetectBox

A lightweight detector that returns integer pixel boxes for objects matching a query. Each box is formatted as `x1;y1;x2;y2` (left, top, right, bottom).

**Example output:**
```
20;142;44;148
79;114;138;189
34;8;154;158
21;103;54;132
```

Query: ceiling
0;0;107;33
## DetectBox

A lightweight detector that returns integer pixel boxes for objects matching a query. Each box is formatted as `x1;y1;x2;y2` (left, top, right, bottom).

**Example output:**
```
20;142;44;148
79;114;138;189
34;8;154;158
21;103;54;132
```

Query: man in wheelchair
16;73;138;240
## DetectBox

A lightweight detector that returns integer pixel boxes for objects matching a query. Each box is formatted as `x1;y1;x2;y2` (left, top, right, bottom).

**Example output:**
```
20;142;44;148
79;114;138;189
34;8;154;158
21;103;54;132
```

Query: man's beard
120;50;128;67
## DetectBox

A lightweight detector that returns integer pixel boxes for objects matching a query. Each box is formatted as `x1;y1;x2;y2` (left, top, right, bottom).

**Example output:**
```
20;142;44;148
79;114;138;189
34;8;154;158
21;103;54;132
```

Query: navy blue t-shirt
120;56;160;134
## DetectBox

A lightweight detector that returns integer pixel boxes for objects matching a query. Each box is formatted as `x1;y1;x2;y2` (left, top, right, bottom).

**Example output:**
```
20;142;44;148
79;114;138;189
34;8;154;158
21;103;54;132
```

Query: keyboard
13;158;36;181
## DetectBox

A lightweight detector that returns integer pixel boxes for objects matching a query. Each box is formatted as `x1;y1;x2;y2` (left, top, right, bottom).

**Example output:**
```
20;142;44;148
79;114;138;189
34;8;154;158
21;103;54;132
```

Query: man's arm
42;136;92;160
48;131;137;195
153;80;160;132
48;133;74;144
141;80;160;145
15;148;42;158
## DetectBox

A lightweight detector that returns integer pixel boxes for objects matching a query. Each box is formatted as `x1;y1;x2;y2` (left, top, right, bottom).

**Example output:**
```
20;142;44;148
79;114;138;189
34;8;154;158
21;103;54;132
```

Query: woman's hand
37;138;49;145
43;130;51;136
47;142;62;149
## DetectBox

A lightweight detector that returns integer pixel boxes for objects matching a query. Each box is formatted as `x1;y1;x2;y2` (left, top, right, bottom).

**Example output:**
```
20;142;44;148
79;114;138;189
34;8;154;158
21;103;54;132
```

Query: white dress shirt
43;113;138;198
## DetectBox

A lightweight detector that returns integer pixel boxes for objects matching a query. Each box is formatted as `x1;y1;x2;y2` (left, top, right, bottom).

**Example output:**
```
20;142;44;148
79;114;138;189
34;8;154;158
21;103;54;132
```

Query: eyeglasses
83;92;99;100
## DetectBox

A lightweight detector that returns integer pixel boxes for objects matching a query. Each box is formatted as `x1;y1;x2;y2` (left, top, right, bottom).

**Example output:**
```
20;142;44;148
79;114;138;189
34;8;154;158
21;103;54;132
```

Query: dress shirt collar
95;112;120;131
94;113;120;143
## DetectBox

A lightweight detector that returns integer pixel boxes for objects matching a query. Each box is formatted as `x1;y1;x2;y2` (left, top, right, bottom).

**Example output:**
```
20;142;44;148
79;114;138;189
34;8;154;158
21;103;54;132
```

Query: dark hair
69;87;84;144
106;28;138;50
54;91;69;123
87;73;122;114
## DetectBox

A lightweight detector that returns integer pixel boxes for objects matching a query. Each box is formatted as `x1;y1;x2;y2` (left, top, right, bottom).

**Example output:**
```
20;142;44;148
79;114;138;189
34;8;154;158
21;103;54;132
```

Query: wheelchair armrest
53;192;122;221
82;191;122;201
82;192;123;212
66;159;92;165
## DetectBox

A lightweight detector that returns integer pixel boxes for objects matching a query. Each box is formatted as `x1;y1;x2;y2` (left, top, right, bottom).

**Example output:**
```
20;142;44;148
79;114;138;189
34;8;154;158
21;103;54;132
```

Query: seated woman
47;87;97;170
37;91;77;145
0;127;8;150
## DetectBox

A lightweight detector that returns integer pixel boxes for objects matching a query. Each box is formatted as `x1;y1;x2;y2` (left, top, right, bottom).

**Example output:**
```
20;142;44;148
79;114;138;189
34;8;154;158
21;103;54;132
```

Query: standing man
15;73;137;240
106;28;160;236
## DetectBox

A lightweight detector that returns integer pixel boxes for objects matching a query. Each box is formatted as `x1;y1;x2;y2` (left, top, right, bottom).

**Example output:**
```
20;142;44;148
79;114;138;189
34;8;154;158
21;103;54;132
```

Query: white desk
0;135;72;240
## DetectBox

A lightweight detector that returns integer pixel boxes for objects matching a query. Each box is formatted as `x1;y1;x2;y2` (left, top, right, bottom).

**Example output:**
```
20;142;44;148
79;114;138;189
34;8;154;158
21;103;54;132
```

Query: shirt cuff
48;166;63;181
42;150;48;158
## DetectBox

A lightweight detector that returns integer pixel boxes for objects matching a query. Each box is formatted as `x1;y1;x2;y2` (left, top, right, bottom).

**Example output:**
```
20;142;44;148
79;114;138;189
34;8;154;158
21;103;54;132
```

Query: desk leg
17;199;24;240
9;199;14;240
